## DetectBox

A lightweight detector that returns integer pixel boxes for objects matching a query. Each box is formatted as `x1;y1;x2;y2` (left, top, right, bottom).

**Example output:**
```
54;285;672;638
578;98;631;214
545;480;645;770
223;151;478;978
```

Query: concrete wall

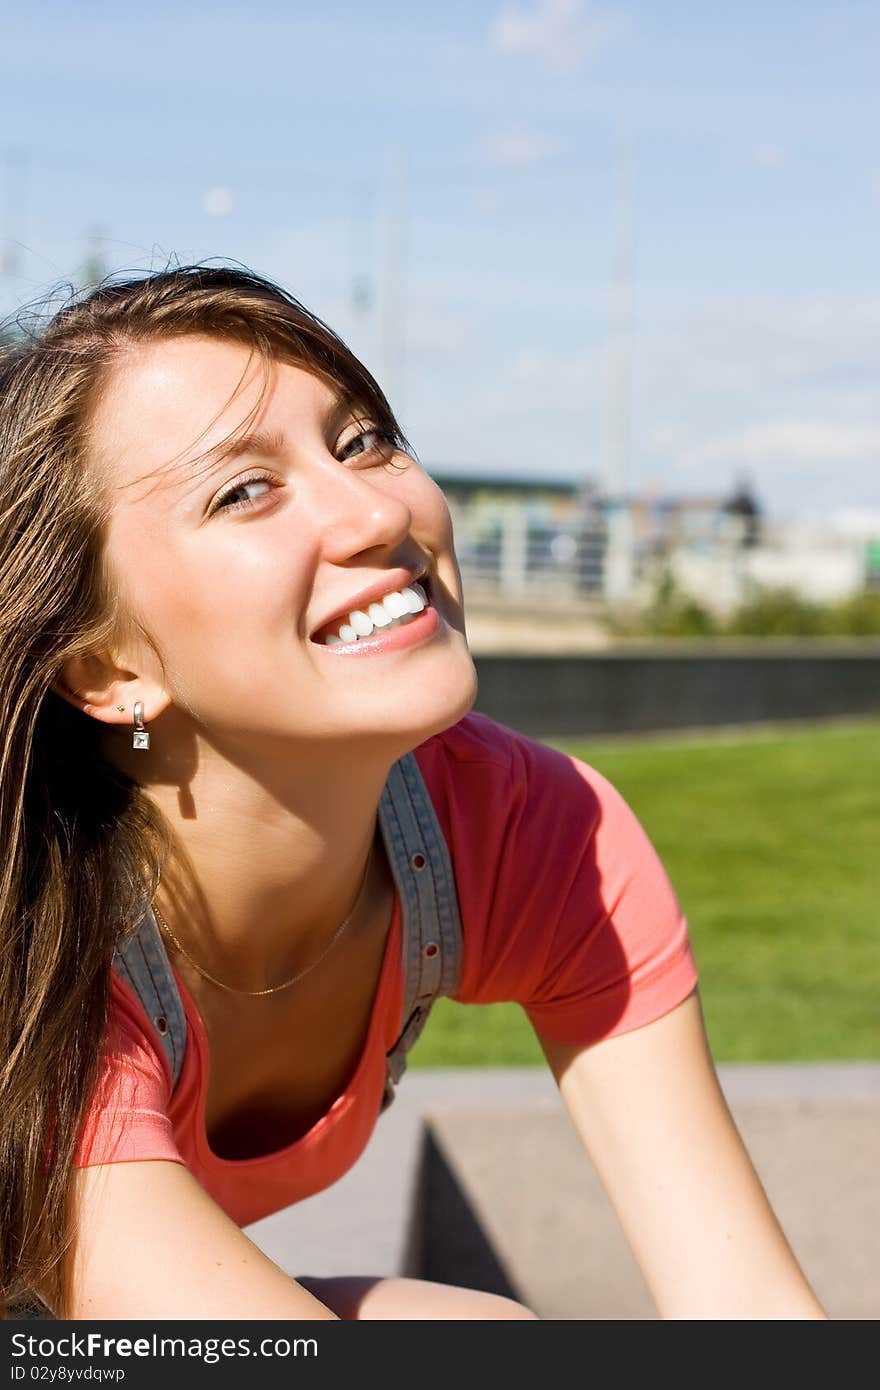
470;642;880;737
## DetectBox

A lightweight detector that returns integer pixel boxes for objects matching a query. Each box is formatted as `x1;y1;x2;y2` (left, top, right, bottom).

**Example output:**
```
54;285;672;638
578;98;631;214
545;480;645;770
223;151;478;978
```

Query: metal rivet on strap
154;1015;168;1034
411;852;426;870
422;941;439;959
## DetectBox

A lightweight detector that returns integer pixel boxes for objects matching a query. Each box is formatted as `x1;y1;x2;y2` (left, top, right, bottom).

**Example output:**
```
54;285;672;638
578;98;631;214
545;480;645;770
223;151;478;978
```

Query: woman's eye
339;426;393;460
211;428;397;516
212;475;273;515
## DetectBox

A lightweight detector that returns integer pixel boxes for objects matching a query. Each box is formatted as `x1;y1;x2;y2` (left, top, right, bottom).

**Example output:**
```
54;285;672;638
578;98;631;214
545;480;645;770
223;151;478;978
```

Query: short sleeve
447;722;699;1048
73;971;187;1169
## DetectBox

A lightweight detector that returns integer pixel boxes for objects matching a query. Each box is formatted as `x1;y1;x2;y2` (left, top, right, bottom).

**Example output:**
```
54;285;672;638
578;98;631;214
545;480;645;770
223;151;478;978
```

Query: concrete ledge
247;1064;880;1320
245;1070;563;1280
11;1065;876;1320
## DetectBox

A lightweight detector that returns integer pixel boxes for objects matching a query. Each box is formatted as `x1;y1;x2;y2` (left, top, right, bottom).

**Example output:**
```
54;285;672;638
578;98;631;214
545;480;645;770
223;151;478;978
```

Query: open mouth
310;574;433;647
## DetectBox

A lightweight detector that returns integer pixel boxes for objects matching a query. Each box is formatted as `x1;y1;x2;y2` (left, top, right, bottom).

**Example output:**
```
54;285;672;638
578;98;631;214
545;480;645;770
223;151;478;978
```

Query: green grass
412;719;880;1066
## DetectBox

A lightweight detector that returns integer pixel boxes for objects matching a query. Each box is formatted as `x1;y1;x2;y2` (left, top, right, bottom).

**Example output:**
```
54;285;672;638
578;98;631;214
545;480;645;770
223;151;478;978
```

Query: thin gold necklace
152;841;375;997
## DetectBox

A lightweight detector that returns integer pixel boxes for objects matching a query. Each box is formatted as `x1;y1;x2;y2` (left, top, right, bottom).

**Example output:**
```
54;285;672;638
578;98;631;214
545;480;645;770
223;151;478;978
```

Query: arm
536;987;828;1320
49;1160;340;1320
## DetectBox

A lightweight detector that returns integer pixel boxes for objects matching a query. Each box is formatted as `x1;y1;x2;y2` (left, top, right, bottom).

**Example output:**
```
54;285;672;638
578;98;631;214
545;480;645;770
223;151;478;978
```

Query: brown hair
0;263;413;1318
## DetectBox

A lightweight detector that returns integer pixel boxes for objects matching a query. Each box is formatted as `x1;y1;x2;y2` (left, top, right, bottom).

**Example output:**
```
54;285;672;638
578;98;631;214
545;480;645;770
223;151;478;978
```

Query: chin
376;653;479;756
414;656;480;744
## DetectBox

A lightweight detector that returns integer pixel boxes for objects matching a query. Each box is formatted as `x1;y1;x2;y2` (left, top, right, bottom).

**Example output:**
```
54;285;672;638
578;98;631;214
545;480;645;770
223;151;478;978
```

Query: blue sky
1;0;878;520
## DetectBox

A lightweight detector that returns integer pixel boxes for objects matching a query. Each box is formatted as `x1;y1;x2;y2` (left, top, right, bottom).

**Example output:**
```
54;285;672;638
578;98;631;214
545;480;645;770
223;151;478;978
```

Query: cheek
111;517;303;667
421;483;461;578
417;476;457;547
167;542;303;642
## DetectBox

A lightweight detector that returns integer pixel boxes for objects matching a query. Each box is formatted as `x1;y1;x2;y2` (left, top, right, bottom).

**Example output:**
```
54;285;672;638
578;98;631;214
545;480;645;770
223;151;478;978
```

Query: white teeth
400;586;425;614
368;601;393;628
349;609;374;636
382;590;410;620
323;579;430;646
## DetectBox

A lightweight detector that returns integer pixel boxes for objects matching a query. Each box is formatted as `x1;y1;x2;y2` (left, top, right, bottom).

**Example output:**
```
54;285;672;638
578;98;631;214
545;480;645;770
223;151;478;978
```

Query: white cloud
456;291;880;515
673;419;880;469
405;307;471;358
475;343;608;415
635;292;880;397
483;129;559;167
202;187;233;216
489;0;629;74
630;294;880;512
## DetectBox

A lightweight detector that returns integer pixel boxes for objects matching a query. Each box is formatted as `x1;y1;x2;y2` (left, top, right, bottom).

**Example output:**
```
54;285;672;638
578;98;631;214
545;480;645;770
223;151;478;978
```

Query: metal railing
451;509;607;604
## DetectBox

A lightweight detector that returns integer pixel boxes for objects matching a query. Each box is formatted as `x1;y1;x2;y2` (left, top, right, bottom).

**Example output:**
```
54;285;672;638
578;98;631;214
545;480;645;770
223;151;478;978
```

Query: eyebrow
191;426;287;474
172;391;361;492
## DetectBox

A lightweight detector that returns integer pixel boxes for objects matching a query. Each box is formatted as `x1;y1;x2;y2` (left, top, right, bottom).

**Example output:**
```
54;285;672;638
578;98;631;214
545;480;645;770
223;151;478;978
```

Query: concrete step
12;1065;876;1319
247;1064;880;1321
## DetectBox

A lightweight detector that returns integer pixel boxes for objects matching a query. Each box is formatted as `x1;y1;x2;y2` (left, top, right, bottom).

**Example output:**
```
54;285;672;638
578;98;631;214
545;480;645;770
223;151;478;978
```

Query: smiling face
86;332;477;757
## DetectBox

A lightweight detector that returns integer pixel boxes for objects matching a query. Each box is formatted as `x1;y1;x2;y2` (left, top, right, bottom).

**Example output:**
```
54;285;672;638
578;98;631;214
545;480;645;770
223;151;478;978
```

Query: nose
305;445;415;561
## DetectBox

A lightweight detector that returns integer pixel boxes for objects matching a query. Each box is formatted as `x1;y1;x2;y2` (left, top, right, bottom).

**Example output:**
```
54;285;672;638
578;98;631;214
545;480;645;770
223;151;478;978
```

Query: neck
131;728;397;995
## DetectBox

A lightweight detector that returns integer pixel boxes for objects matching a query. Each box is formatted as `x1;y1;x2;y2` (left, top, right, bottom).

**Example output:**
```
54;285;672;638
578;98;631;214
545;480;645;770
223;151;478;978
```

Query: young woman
0;266;826;1321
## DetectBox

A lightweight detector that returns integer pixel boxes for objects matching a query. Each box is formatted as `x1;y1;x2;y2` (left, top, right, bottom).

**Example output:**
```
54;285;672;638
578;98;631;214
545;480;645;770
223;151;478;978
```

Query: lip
309;566;429;643
315;600;443;657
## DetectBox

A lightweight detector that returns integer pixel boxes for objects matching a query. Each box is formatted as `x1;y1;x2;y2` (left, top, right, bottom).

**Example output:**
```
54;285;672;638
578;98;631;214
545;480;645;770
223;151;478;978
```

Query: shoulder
412;708;600;795
408;712;621;967
414;715;697;1042
412;709;521;776
73;966;179;1169
411;710;609;843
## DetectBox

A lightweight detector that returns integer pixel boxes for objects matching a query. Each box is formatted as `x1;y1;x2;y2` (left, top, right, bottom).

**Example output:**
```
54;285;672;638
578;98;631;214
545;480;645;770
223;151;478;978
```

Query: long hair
0;263;412;1318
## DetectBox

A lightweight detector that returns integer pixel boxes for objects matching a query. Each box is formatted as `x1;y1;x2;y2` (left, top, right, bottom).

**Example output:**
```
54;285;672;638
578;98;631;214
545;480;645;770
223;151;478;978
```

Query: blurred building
428;468;606;602
428;467;764;608
428;466;879;613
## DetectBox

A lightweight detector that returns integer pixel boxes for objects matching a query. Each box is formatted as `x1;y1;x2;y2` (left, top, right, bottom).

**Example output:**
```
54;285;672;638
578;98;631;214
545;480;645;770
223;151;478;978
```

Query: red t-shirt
74;713;698;1228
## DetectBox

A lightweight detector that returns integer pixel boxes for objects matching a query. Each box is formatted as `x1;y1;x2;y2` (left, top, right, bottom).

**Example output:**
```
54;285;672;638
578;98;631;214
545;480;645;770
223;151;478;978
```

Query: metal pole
604;128;636;502
602;128;637;604
380;146;407;417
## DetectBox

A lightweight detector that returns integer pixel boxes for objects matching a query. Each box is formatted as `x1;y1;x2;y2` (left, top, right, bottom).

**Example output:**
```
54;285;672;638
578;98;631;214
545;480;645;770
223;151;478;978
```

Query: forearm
543;994;830;1321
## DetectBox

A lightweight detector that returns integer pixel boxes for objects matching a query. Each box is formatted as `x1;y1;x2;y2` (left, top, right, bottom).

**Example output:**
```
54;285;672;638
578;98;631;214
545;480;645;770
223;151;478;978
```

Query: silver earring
132;701;150;751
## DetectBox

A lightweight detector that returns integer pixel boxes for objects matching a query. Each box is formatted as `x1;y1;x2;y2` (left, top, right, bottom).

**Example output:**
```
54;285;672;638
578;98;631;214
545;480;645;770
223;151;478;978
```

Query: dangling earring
132;700;150;750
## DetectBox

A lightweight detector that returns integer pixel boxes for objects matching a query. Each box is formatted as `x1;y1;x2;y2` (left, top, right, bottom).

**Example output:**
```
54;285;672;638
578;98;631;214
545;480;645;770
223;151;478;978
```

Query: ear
50;651;171;728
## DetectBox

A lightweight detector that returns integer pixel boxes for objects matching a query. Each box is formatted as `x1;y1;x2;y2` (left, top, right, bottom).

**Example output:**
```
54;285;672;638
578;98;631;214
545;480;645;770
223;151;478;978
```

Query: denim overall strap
376;749;463;1112
112;909;188;1091
110;747;464;1109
